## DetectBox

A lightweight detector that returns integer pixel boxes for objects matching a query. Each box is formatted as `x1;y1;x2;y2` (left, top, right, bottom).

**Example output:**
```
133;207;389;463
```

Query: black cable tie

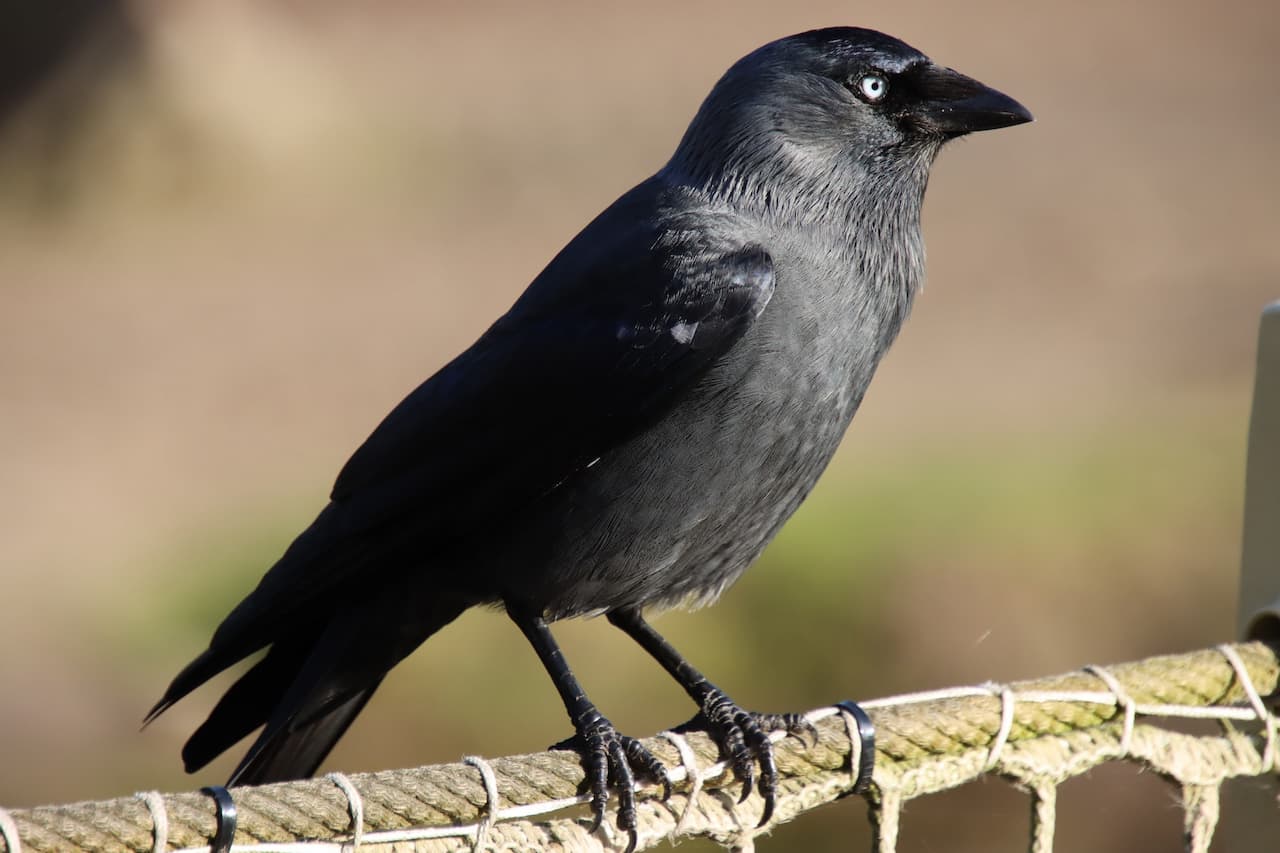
199;786;237;853
835;700;876;794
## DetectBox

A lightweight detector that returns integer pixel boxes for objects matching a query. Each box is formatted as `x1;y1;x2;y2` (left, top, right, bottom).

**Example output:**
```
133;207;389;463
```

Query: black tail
150;596;467;785
178;627;324;773
227;681;382;785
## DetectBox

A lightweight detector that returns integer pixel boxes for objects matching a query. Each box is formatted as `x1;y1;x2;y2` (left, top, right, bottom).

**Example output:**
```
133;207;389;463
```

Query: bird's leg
507;604;670;853
607;606;815;827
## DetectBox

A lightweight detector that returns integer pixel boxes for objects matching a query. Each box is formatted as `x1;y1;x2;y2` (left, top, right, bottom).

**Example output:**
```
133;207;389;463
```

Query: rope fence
3;641;1277;853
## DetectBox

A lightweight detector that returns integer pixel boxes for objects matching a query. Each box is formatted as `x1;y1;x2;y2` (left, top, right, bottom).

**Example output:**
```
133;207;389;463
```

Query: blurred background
1;1;1277;850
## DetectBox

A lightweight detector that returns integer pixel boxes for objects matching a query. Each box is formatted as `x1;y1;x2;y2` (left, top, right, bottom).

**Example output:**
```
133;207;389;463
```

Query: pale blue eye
858;74;889;102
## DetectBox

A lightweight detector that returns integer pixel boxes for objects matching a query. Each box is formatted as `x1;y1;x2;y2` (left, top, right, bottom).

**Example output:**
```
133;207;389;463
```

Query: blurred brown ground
1;2;1277;850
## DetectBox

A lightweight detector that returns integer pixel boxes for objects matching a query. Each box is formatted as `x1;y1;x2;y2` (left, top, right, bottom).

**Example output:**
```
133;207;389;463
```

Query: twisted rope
2;642;1277;852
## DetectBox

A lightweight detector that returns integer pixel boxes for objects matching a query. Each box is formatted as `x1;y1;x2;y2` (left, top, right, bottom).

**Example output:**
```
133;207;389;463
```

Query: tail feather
154;593;469;785
181;628;321;773
227;683;382;786
147;506;371;730
145;648;233;727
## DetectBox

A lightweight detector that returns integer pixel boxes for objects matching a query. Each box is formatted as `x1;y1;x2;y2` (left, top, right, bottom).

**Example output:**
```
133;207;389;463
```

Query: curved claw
574;716;669;852
607;736;637;837
699;697;812;827
735;747;756;804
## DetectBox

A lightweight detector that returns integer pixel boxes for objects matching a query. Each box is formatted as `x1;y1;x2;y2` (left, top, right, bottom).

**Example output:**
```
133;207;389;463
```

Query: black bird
148;26;1030;847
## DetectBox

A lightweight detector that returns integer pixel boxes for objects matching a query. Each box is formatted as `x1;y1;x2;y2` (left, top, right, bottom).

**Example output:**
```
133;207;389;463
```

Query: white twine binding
0;805;21;853
134;791;169;853
463;755;500;852
981;683;1016;768
1217;643;1277;770
659;731;704;835
324;773;363;851
1084;665;1136;753
836;705;864;786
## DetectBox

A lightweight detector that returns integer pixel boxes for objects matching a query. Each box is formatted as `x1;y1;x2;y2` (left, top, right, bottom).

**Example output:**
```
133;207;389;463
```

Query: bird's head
669;28;1031;205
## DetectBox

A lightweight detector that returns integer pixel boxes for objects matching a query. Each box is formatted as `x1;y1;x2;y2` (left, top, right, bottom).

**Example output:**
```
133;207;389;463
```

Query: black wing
328;237;776;540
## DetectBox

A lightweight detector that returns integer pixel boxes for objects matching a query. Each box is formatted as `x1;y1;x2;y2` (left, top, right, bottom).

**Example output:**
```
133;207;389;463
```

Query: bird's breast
511;280;890;618
497;224;919;619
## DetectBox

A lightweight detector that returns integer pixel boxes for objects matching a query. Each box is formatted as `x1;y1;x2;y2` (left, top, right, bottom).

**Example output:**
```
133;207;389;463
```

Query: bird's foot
572;711;672;853
698;691;816;827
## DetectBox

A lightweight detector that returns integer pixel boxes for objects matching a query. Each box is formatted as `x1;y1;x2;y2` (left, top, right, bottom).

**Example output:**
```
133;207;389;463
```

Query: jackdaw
148;26;1031;848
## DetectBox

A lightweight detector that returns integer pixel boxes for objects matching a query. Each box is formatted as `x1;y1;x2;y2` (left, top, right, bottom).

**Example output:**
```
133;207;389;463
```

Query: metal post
1228;301;1280;852
1240;301;1280;641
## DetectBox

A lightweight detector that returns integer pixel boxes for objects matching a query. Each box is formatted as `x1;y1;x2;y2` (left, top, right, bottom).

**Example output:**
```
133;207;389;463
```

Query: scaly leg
508;604;670;853
607;606;815;826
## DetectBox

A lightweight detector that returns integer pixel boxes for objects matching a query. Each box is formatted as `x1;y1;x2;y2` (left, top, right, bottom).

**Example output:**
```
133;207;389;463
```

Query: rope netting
2;641;1277;853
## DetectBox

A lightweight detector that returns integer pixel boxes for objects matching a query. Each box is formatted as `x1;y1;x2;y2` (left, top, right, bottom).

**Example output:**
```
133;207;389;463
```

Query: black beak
906;63;1032;136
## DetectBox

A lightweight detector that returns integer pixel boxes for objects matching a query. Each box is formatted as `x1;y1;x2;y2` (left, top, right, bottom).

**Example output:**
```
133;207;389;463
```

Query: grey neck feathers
664;119;937;339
